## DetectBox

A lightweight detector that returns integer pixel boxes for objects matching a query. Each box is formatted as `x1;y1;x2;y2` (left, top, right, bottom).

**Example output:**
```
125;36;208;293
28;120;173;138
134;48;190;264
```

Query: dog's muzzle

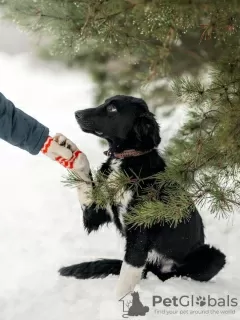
75;110;93;130
75;110;85;122
75;109;103;136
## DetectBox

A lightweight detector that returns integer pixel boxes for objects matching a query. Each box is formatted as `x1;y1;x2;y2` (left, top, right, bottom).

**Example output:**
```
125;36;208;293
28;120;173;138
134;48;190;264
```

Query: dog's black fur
59;95;226;284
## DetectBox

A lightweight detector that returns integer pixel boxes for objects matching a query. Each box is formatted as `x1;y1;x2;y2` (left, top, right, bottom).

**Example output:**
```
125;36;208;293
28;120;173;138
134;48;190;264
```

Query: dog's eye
107;104;117;113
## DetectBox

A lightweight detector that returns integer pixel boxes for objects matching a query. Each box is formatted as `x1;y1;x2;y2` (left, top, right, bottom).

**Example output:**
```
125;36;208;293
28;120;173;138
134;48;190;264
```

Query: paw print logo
196;296;206;307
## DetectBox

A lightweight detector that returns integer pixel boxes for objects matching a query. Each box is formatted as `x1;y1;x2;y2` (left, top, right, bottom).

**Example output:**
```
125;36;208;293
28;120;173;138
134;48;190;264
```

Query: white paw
74;153;91;180
116;262;143;299
134;284;141;293
54;134;78;152
116;282;133;300
116;288;129;300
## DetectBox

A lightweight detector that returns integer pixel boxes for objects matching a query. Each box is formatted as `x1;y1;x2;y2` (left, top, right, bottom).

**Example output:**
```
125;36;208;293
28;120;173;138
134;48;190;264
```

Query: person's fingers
57;151;81;169
56;151;81;169
53;133;67;145
53;134;78;152
53;142;73;160
65;139;78;152
67;150;82;169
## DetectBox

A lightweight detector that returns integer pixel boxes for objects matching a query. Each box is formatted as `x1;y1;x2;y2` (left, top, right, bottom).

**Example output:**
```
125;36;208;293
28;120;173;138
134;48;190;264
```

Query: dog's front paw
73;153;91;180
53;134;91;181
116;287;130;300
116;281;134;300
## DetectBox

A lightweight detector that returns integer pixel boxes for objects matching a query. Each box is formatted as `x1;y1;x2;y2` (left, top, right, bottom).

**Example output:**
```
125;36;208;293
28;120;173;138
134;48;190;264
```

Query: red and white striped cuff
41;136;82;168
56;150;82;169
41;136;53;154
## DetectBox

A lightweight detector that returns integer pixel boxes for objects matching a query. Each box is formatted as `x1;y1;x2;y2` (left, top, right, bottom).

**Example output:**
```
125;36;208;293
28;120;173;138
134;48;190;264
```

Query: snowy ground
0;52;240;320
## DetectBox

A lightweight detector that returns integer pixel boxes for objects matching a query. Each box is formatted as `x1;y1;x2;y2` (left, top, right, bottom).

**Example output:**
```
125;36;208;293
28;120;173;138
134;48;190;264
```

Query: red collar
104;149;154;159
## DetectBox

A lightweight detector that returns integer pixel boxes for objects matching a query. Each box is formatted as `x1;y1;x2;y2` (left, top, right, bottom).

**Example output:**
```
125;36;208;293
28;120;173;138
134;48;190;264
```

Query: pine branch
5;0;240;227
61;170;91;188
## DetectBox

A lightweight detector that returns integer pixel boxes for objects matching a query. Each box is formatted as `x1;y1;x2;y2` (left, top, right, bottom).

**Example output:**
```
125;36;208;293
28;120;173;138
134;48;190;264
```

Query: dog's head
75;95;160;152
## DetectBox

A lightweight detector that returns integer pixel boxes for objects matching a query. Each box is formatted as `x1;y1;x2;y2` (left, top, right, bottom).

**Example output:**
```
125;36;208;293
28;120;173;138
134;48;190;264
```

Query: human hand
41;136;73;164
52;134;91;182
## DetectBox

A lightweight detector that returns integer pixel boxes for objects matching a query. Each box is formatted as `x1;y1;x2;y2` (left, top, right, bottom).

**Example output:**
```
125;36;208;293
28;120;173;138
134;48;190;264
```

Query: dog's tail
59;259;122;279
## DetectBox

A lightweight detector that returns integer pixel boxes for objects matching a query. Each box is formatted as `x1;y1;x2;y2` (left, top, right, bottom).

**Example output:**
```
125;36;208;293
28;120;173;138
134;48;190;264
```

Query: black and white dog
59;95;226;298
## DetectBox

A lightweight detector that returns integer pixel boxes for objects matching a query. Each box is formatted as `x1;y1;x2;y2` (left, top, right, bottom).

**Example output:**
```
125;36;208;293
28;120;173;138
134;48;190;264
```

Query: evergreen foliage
3;0;240;226
2;0;239;107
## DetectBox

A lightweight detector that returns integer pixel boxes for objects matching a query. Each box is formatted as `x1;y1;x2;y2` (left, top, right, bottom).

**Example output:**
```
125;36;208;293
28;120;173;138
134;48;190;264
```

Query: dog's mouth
75;112;104;137
95;131;103;136
81;126;104;137
75;110;105;137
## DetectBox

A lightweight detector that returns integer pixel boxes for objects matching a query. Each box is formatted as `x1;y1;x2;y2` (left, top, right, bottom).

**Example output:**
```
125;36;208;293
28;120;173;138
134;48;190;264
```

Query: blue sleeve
0;92;49;155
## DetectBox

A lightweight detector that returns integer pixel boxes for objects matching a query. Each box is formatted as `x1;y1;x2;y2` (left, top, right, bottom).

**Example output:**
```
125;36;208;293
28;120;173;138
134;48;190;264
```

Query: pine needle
61;170;90;188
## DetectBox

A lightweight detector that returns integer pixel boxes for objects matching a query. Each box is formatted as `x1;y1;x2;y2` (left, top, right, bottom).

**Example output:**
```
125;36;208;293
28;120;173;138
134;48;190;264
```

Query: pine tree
2;0;238;108
3;0;240;227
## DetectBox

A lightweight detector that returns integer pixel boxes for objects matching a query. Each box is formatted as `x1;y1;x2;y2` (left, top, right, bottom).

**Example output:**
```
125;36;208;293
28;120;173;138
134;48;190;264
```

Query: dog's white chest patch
106;159;133;230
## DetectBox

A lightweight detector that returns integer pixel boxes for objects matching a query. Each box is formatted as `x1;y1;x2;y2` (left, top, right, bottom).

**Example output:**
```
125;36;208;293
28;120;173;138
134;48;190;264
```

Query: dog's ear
133;112;161;149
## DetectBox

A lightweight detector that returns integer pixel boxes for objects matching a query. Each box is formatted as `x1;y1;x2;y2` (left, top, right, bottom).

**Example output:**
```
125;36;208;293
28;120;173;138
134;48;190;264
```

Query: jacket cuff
31;127;50;155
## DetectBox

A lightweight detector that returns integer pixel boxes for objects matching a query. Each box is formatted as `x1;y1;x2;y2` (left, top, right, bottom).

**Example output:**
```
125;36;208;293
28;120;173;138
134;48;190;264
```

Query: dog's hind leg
177;244;226;282
142;262;177;281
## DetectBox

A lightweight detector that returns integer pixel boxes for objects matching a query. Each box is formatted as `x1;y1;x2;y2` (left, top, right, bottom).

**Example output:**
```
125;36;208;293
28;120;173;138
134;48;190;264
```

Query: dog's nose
75;110;84;120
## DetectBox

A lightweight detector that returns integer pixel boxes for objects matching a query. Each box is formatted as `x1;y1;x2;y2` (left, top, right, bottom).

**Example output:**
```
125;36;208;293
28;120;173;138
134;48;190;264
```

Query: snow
0;52;240;320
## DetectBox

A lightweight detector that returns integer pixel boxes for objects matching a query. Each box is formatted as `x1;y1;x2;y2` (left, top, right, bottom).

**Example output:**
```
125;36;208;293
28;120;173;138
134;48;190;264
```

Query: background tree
2;0;240;227
2;0;238;109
